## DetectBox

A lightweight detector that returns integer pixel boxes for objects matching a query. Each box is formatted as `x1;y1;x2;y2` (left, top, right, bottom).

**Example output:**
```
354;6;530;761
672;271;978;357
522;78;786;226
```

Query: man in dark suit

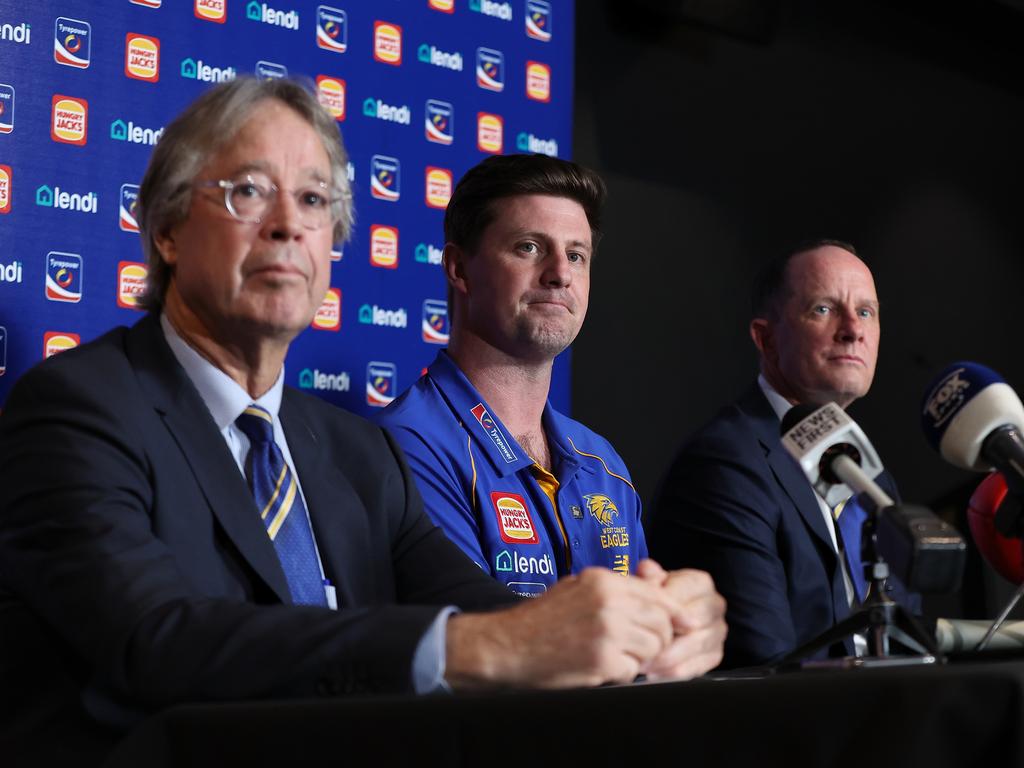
649;240;916;669
0;77;726;764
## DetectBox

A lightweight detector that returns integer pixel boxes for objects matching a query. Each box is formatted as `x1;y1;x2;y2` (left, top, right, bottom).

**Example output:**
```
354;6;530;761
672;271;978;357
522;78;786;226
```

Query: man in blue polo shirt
379;155;653;598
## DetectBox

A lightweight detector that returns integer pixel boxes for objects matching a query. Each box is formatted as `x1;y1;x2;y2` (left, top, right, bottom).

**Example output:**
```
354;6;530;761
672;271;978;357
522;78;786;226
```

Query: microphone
967;471;1024;584
921;362;1024;536
780;402;890;510
781;402;966;594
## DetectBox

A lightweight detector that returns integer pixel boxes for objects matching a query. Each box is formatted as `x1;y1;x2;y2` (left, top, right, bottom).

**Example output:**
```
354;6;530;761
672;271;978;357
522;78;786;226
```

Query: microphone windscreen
921;362;1024;470
967;471;1024;584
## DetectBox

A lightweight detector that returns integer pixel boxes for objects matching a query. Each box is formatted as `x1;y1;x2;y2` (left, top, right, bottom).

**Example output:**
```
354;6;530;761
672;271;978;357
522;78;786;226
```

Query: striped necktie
236;404;327;607
834;495;868;603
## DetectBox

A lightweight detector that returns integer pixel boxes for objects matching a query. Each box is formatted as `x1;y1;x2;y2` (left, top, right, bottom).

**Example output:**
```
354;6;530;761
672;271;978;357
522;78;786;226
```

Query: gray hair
136;76;353;311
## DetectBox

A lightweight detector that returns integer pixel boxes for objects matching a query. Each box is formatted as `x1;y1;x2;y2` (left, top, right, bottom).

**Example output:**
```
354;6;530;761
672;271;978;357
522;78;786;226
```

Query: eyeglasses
195;172;346;230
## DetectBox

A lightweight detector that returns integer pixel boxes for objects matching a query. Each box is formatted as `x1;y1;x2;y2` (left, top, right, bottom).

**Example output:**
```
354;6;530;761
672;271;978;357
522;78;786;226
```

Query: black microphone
782;402;965;594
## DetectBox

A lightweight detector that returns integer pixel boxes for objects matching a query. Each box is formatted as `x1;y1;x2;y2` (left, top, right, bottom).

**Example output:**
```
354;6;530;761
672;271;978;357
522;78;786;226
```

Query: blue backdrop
0;0;574;416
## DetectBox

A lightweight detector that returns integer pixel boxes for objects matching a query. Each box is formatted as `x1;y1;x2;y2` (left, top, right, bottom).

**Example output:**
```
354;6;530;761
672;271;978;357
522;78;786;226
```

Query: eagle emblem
584;494;619;527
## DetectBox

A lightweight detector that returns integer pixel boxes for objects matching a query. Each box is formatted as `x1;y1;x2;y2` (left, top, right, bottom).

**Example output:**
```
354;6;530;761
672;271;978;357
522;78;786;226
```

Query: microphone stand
776;504;942;670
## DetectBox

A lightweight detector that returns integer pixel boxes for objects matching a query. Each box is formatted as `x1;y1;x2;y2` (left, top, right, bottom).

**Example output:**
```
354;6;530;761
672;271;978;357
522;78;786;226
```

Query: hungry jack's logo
117;262;148;309
312;287;341;331
316;76;345;121
369;224;399;268
373;21;402;65
476;112;503;153
125;33;160;82
525;61;550;102
51;95;88;146
195;0;227;22
43;331;80;359
492;492;539;544
424;167;452;209
0;165;11;214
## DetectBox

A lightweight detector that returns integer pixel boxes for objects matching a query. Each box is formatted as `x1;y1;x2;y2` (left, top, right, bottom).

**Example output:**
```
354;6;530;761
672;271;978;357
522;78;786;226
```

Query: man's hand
636;559;727;681
444;560;727;690
445;567;677;690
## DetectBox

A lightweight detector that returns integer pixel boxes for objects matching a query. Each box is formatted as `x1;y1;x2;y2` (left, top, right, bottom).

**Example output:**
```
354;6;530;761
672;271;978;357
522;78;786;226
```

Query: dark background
570;0;1024;616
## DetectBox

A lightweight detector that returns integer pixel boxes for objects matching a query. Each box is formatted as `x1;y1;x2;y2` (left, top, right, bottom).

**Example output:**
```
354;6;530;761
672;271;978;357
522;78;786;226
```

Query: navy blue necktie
236;405;327;607
834;495;868;603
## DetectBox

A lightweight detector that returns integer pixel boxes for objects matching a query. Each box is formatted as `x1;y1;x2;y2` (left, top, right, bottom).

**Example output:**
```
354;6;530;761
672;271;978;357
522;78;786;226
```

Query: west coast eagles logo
584;494;618;527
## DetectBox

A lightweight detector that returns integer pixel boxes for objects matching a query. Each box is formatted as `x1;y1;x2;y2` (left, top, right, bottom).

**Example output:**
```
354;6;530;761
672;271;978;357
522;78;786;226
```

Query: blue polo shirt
377;351;646;598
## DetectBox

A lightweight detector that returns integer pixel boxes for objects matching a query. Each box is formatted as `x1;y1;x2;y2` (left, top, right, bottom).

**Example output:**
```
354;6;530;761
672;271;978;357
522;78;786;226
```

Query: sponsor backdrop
0;0;574;417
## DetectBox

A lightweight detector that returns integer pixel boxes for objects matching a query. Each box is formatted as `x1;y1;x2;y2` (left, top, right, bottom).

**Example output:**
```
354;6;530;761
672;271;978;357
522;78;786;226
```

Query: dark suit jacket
648;384;919;670
0;314;516;765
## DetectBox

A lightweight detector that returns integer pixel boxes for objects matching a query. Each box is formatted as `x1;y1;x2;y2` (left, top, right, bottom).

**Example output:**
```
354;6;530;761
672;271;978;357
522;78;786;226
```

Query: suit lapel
125;315;291;603
281;392;372;607
739;386;836;551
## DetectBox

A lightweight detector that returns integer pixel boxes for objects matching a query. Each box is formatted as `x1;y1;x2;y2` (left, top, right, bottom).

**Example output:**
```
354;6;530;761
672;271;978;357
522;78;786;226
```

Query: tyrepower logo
526;61;551;102
51;95;88;146
477;112;503;153
44;331;80;359
45;252;83;303
476;47;504;92
371;155;401;202
255;61;287;80
525;0;552;41
54;17;90;68
471;402;517;463
369;225;399;268
373;21;402;65
0;165;10;214
131;0;162;7
0;84;14;134
195;0;227;23
425;99;454;145
425;167;452;209
119;184;140;232
316;76;345;121
117;261;147;309
366;361;397;407
312;287;341;331
125;33;160;82
422;299;449;344
316;6;347;52
492;492;539;544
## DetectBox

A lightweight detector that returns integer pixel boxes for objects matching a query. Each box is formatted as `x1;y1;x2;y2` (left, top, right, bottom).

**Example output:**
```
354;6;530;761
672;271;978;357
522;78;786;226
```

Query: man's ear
443;243;468;296
750;317;771;357
153;228;178;267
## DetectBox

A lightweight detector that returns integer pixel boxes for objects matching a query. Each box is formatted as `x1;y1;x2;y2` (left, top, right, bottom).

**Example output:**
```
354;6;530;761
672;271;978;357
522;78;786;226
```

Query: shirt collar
160;313;284;431
427;351;535;475
757;373;795;424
